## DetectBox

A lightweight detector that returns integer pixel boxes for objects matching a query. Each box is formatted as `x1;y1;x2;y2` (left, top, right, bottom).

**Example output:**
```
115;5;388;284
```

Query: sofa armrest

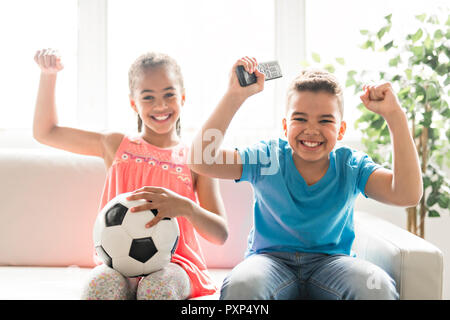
352;211;443;300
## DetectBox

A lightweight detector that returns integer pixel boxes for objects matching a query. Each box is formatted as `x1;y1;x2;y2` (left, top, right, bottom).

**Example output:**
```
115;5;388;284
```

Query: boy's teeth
302;141;321;147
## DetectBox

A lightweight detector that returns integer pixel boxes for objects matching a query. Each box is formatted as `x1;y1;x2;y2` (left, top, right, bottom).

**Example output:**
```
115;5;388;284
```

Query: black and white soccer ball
93;192;180;277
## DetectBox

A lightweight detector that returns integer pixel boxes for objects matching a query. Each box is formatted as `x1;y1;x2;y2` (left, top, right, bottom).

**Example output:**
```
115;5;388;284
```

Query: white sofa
0;148;443;299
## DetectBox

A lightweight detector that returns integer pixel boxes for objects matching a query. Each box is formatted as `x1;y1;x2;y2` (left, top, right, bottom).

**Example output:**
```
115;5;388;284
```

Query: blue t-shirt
236;138;381;257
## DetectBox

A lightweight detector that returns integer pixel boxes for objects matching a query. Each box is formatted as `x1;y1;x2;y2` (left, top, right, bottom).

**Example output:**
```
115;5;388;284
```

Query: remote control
236;61;282;87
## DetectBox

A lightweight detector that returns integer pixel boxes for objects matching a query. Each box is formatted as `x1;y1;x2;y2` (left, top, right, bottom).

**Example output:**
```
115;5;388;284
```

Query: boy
188;57;422;299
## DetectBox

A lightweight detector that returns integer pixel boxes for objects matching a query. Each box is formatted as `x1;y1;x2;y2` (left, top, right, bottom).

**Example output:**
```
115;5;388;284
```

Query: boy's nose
303;124;320;134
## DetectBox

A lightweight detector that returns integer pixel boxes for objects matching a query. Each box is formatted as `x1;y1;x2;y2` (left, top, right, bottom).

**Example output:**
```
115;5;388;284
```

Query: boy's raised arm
361;83;423;207
188;57;265;180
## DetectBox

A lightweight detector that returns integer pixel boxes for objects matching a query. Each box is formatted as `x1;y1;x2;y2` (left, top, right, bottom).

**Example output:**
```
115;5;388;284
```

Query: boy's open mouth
299;140;324;148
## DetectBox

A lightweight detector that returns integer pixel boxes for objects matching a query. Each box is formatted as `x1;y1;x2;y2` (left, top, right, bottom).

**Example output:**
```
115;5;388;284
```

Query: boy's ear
337;120;347;140
282;118;287;137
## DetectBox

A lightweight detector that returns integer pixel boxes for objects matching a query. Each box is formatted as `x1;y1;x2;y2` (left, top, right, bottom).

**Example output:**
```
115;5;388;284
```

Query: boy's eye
142;96;154;100
164;93;175;98
293;118;306;122
320;120;333;123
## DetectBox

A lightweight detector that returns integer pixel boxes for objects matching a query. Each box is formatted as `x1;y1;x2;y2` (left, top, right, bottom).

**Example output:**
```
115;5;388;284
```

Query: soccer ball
93;192;180;277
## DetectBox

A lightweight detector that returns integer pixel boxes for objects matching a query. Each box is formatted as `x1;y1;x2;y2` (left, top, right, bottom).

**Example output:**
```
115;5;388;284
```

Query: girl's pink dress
97;135;217;298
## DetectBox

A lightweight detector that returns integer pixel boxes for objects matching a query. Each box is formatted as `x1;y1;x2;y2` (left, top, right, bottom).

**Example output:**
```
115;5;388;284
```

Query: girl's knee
81;265;135;300
136;263;190;300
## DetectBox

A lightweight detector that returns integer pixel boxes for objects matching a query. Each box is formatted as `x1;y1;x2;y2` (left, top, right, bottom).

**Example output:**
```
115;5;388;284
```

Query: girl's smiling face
283;90;346;164
130;66;185;137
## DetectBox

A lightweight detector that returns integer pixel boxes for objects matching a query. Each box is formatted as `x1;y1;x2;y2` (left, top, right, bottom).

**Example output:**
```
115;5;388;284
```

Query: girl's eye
320;120;333;123
165;93;175;98
143;96;154;100
293;118;306;122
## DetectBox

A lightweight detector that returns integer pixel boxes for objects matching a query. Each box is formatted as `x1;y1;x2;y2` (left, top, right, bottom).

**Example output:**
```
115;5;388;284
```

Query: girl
33;48;228;300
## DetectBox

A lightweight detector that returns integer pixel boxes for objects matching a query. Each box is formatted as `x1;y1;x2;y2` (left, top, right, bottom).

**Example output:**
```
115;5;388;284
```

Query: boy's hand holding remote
189;57;266;179
227;56;265;105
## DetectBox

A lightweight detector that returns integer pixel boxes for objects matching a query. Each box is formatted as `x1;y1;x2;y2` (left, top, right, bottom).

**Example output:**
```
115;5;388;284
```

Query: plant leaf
312;52;321;63
384;40;394;51
385;14;392;23
428;210;440;217
434;29;443;40
324;64;335;73
360;40;374;50
425;83;439;101
389;56;401;67
424;35;433;51
411;28;423;43
438;195;449;209
336;57;345;65
415;14;427;22
377;26;388;39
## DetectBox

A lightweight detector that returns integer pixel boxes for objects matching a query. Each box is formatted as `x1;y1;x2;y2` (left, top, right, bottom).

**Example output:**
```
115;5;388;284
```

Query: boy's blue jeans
220;251;399;300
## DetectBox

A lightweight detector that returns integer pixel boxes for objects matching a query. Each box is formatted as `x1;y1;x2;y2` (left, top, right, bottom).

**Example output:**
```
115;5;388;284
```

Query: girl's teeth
153;114;170;121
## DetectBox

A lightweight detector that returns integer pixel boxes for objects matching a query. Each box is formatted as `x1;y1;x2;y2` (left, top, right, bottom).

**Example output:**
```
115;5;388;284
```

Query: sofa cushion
0;149;106;267
0;149;253;269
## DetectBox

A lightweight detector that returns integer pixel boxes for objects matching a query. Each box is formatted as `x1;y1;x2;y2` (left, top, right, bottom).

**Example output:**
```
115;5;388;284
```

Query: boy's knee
348;267;399;300
220;270;271;300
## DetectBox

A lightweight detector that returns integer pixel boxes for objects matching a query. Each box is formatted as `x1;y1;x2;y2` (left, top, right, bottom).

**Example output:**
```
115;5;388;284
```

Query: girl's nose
153;98;167;110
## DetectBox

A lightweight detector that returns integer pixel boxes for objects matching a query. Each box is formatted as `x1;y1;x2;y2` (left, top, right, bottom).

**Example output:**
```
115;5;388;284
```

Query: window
1;0;306;149
2;0;448;148
0;0;77;130
107;0;277;147
305;0;449;140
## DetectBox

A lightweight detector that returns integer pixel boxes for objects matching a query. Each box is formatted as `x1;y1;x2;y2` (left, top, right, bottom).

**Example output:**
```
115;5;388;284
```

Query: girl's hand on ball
34;48;64;74
126;186;192;228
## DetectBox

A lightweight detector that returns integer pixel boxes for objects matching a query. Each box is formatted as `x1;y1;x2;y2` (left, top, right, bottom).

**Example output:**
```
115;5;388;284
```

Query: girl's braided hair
128;52;184;135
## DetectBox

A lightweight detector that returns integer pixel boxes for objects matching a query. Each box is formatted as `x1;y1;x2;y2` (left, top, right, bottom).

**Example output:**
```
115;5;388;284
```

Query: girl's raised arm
33;48;113;160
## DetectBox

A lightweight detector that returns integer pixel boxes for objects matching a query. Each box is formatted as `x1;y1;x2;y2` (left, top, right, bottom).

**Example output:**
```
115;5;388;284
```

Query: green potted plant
304;11;449;238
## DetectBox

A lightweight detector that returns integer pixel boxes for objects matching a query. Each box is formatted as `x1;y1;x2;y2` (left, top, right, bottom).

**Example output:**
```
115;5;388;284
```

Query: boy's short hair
286;69;344;118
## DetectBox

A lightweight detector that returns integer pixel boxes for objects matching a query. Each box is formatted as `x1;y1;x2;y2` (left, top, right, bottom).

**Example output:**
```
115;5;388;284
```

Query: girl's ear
129;94;138;113
181;89;186;106
282;118;287;137
337;120;347;140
